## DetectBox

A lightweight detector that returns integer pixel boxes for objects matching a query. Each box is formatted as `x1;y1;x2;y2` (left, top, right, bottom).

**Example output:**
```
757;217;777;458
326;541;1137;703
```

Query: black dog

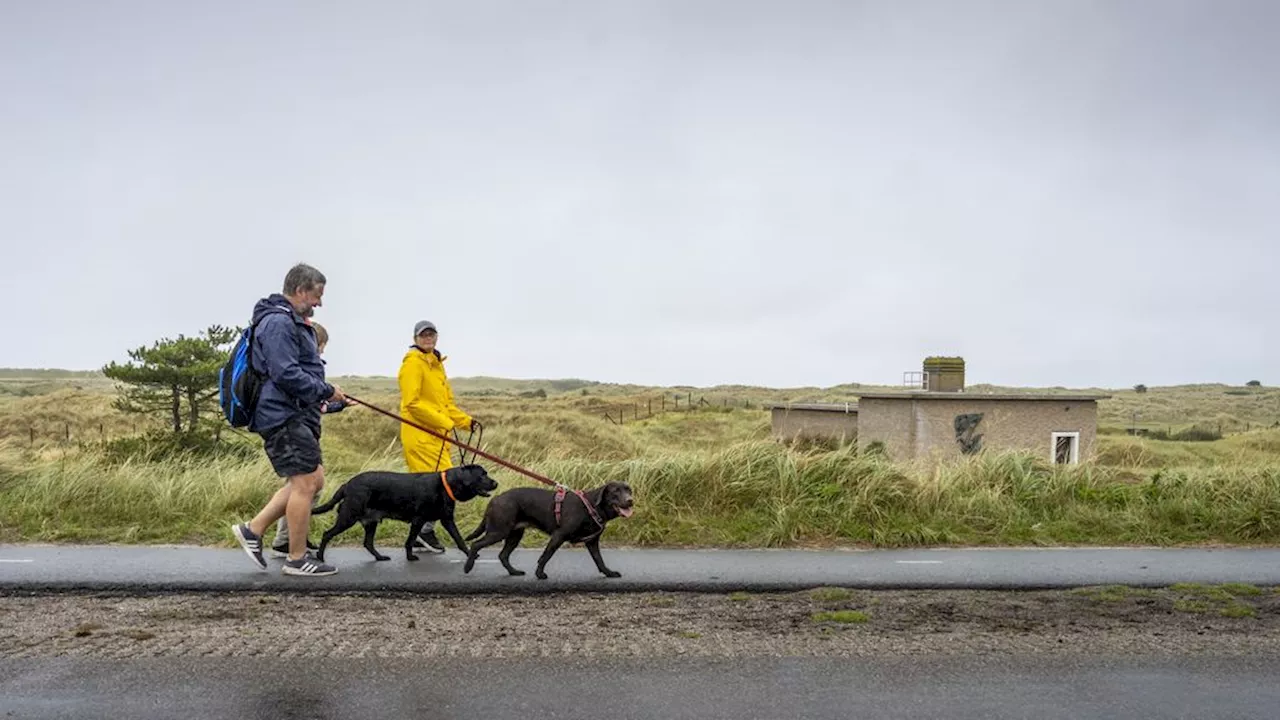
311;464;498;562
462;481;634;579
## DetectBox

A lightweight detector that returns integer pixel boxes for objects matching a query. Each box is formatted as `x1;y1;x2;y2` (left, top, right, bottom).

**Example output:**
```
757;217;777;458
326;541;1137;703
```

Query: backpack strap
247;305;297;376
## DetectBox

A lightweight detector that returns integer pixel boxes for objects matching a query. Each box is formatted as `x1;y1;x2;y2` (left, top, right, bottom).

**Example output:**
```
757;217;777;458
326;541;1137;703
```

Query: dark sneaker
281;553;337;577
231;523;267;571
270;539;319;559
414;529;446;553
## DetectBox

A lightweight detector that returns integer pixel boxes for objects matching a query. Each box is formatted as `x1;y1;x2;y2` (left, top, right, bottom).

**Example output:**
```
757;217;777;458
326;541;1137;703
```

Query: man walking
231;263;345;576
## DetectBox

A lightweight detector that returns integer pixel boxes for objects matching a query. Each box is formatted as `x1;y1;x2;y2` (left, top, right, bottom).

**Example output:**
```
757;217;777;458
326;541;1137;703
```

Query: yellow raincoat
397;347;473;472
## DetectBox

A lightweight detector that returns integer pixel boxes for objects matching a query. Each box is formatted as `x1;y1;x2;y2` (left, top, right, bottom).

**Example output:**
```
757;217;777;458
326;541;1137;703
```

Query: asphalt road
2;655;1278;719
3;544;1280;593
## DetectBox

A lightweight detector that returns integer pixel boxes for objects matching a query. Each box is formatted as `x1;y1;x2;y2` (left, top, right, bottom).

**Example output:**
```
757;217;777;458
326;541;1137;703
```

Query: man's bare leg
248;485;292;538
285;467;324;561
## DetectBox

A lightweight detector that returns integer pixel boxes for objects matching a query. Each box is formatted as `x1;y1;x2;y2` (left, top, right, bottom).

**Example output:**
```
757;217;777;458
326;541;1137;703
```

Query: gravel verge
3;585;1279;659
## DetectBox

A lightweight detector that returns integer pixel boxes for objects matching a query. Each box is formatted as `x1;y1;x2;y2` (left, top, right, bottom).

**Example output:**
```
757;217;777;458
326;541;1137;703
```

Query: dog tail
311;485;346;515
464;518;487;541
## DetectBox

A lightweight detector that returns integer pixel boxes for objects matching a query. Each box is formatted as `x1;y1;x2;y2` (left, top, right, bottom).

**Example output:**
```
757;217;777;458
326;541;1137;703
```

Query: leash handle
452;422;485;466
345;394;558;488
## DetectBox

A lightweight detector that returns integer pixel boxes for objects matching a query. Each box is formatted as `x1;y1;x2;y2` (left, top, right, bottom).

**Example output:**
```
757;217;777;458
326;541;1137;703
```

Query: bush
1146;426;1223;443
101;431;259;465
1134;384;1148;394
1247;380;1262;388
786;434;848;454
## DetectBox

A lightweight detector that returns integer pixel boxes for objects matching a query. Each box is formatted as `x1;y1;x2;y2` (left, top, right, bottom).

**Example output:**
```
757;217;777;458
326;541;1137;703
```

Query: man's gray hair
283;263;327;295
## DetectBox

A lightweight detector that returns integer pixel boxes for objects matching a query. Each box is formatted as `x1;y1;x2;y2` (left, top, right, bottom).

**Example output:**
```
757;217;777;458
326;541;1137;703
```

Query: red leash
347;394;607;530
346;394;559;489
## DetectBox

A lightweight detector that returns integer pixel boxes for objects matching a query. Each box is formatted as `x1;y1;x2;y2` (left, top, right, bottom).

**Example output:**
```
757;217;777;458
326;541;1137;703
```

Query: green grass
5;435;1280;548
1218;583;1263;597
1170;584;1236;602
1173;599;1211;613
1219;603;1257;618
1070;585;1156;603
3;372;1280;549
809;587;855;603
1165;584;1265;618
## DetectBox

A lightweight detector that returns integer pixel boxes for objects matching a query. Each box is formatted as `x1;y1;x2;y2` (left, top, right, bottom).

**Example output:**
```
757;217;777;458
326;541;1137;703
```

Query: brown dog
462;481;634;579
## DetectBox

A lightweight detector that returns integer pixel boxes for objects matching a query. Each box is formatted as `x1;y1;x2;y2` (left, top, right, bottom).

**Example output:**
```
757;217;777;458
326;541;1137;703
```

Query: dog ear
460;464;481;485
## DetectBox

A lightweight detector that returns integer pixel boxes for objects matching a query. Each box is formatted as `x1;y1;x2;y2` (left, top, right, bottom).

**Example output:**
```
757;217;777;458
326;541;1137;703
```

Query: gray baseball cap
414;320;438;336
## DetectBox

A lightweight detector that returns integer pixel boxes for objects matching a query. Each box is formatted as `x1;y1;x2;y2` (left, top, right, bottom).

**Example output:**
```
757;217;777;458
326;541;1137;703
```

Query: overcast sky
1;0;1275;389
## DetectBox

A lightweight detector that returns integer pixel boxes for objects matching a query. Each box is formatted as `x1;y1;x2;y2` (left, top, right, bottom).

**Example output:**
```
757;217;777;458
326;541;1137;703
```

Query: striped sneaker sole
231;524;267;571
282;560;337;576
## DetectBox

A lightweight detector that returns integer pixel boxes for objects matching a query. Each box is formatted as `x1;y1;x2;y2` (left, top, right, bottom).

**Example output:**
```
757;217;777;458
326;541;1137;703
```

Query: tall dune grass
4;436;1280;548
4;376;1280;548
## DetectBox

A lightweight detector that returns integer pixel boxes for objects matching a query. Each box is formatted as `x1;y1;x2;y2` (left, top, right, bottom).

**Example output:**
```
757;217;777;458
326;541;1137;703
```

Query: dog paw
604;571;622;578
375;555;391;562
508;569;526;577
407;554;419;562
535;571;548;580
463;561;475;574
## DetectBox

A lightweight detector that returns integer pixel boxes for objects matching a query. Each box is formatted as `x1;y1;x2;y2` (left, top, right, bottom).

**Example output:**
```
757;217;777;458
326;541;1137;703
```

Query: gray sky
1;0;1275;389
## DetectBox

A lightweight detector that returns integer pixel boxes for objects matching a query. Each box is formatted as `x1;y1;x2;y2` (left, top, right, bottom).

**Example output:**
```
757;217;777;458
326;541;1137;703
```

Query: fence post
65;423;70;441
662;396;666;411
29;427;34;446
648;399;652;417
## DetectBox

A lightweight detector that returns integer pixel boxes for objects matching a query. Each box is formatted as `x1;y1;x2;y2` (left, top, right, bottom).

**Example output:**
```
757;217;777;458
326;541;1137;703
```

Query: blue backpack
218;308;288;428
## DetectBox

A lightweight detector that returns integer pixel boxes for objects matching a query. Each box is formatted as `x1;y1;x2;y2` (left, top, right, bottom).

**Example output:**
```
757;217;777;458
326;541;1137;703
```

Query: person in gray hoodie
230;263;346;577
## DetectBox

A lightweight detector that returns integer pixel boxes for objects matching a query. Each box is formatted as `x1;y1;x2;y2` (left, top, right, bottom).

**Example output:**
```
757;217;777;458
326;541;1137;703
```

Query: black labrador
462;481;634;579
311;464;498;562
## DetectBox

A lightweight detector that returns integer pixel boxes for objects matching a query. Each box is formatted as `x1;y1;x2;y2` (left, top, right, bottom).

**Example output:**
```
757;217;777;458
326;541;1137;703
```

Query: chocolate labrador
462;481;634;579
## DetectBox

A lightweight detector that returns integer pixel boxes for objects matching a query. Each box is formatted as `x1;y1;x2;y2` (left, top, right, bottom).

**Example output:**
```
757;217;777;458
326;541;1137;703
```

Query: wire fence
3;422;143;446
2;420;240;448
595;394;760;425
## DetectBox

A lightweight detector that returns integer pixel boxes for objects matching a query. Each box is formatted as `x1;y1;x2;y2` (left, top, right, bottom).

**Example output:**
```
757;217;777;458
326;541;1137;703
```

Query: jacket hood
252;294;298;326
405;345;447;363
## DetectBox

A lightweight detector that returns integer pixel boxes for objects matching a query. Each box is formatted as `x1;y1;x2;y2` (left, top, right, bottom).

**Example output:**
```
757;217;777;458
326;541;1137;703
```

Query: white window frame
1051;432;1080;465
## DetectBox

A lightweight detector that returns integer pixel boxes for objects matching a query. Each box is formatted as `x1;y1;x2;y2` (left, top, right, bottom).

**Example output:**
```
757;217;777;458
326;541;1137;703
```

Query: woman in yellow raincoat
398;320;476;551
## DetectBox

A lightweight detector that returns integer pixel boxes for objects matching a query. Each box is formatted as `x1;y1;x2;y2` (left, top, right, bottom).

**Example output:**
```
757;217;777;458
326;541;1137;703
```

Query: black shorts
261;417;322;478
